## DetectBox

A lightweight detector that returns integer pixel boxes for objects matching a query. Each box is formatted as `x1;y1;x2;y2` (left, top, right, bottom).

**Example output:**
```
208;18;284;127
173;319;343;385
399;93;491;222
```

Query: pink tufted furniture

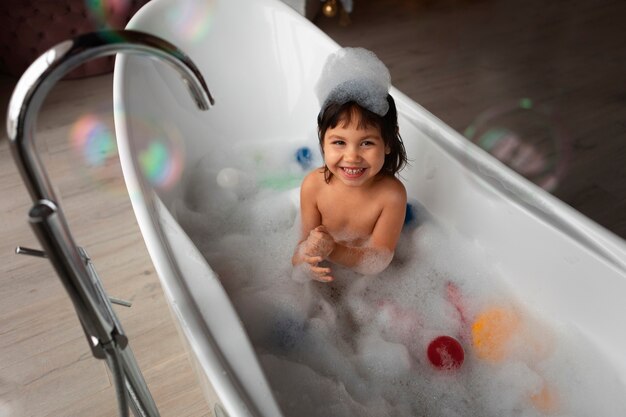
0;0;150;79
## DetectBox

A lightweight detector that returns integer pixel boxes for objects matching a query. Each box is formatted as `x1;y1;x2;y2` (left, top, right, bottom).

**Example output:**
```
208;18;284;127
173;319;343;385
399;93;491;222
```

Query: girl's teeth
344;168;364;175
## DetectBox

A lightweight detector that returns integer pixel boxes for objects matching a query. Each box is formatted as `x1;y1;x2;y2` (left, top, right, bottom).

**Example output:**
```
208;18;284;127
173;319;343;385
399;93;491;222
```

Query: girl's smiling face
322;114;390;187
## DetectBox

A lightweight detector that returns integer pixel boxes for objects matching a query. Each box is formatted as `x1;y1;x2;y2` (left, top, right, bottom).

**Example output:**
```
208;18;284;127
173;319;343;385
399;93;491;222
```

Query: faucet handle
15;246;47;258
109;296;132;308
16;245;132;307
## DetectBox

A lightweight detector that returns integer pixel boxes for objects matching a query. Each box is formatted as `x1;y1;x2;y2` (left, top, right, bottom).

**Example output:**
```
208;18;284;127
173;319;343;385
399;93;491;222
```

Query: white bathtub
113;0;626;415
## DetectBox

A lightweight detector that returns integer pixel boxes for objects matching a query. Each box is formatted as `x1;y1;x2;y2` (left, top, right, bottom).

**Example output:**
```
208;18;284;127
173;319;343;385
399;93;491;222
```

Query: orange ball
471;306;520;362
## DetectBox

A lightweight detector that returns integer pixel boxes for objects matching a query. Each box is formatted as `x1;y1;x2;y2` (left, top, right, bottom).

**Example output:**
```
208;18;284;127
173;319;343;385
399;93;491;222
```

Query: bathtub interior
114;0;626;414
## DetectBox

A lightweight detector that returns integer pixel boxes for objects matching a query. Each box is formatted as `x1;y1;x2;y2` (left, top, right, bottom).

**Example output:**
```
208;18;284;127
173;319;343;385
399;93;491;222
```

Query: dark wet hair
317;94;408;183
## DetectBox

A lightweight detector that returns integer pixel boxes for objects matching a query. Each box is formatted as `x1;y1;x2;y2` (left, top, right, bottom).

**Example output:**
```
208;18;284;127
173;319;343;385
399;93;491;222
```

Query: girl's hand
292;252;333;283
294;226;335;283
301;255;333;282
304;225;335;259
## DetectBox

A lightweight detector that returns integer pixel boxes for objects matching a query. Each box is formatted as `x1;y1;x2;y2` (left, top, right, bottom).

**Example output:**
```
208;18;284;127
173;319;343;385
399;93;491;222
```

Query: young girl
292;47;408;282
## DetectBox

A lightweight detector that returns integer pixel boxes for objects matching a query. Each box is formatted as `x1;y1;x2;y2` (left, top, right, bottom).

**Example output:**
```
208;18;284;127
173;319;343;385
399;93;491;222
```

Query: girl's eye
361;140;375;146
331;140;345;145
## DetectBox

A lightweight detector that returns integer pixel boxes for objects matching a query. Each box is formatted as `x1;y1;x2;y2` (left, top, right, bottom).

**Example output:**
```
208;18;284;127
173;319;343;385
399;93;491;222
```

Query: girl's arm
292;171;322;265
329;181;407;275
292;170;335;282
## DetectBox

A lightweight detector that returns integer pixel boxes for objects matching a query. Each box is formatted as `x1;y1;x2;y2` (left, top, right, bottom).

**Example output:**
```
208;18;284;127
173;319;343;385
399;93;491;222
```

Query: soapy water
172;139;625;417
464;99;570;192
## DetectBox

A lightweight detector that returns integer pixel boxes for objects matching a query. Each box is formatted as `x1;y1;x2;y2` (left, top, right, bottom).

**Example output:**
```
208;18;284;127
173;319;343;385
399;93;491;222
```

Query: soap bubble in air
71;114;117;166
126;116;186;191
165;0;216;43
84;0;135;42
464;98;570;192
70;113;126;195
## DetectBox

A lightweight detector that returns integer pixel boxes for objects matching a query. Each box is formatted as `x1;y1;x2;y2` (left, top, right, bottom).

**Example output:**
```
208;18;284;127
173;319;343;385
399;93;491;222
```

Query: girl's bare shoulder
376;175;407;204
301;167;327;197
301;167;326;188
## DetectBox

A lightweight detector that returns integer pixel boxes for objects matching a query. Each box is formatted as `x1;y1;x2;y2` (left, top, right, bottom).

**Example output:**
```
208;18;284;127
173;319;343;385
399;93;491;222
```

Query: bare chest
316;189;384;243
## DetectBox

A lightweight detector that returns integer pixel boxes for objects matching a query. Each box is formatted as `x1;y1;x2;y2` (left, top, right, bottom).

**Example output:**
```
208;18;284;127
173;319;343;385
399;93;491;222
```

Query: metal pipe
7;30;213;417
28;200;116;345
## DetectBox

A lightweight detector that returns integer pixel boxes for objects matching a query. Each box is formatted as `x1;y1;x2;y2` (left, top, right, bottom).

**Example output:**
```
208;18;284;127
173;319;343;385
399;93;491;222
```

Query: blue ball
403;201;429;230
295;147;313;169
404;203;416;226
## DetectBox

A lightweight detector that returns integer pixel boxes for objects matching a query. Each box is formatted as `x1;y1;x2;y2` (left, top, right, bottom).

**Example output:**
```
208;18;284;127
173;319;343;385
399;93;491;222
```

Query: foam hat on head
315;47;391;117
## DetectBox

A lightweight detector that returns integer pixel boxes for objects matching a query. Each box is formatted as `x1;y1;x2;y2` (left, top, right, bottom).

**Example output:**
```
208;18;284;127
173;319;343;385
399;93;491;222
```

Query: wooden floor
0;0;624;416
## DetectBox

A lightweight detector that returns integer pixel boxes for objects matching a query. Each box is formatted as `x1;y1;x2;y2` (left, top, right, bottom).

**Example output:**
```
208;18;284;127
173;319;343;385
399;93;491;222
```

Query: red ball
427;335;465;370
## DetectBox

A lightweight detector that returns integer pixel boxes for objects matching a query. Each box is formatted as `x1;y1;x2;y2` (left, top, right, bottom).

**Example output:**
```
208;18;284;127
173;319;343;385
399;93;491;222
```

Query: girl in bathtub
292;47;408;282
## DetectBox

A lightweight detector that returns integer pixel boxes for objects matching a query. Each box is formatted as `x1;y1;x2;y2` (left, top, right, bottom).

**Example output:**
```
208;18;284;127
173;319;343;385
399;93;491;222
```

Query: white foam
175;144;626;417
315;48;391;116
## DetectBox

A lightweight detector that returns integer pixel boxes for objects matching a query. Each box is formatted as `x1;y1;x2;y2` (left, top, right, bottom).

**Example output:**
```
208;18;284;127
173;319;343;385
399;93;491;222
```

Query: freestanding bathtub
113;0;626;415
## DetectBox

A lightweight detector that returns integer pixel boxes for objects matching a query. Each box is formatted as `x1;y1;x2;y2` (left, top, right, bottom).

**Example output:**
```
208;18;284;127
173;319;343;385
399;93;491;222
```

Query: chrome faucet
7;30;214;417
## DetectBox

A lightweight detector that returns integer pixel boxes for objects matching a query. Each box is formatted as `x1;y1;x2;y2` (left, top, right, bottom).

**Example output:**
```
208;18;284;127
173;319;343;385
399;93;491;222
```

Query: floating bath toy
404;202;416;227
427;335;465;370
447;284;543;364
377;299;466;371
467;301;561;411
217;167;303;192
259;173;304;190
471;306;520;362
295;146;313;169
403;201;425;231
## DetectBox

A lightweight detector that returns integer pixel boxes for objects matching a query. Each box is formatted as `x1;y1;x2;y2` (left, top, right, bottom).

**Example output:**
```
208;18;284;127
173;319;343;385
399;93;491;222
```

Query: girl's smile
339;167;367;179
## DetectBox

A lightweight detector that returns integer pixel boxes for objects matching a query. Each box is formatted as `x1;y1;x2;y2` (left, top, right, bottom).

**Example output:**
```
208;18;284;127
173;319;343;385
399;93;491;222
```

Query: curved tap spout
7;29;213;203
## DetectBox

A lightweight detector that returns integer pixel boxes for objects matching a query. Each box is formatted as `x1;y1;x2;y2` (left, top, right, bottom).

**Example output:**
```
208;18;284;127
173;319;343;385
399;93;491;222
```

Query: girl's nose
344;146;361;162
